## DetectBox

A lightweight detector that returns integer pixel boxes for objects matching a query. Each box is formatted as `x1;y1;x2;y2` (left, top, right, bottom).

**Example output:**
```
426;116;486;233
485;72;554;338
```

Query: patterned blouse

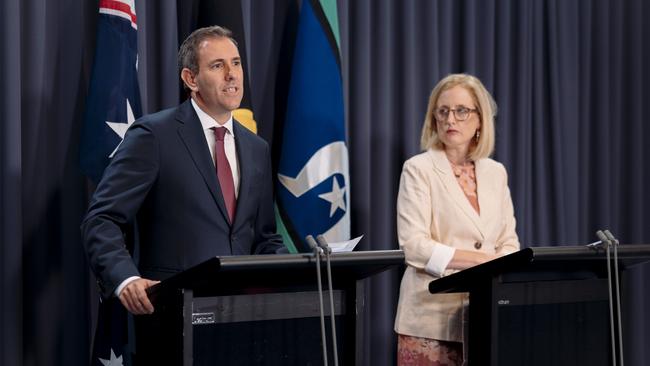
449;160;480;214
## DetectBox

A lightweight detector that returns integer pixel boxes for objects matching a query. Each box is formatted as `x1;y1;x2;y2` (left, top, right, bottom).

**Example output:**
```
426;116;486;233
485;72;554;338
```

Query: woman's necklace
448;158;478;197
448;159;472;177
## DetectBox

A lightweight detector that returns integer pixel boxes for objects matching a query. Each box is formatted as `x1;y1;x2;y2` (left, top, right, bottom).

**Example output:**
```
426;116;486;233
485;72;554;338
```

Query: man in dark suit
82;25;284;326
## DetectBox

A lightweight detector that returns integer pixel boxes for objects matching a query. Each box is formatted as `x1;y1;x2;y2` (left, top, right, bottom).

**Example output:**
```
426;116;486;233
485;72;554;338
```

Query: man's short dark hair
178;25;238;76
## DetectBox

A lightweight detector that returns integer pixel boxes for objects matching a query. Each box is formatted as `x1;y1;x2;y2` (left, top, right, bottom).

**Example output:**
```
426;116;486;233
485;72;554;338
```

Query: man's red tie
214;127;236;223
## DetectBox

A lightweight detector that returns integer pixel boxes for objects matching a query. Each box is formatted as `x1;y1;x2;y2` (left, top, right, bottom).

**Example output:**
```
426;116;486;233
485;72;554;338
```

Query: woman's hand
447;249;498;271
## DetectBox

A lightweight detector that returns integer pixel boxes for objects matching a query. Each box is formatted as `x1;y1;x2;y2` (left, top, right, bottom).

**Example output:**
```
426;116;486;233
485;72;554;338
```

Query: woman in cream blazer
395;74;520;365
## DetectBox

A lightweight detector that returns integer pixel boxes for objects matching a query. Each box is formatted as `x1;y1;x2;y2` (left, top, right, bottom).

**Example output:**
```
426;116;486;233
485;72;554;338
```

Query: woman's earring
475;130;480;142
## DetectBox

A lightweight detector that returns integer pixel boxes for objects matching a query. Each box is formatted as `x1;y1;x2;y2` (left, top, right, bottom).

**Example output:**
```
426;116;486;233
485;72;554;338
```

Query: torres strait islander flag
275;0;350;252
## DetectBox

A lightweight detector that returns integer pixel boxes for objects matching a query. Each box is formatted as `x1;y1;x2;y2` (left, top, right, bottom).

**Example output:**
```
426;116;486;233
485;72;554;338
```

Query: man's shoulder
233;120;269;148
136;103;184;127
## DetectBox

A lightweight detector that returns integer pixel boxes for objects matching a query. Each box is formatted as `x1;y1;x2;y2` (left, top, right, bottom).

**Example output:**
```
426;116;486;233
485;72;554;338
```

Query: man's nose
224;65;235;80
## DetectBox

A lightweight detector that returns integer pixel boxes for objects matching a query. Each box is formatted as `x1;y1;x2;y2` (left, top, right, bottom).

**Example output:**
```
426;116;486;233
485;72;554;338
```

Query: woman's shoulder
404;149;445;168
475;157;508;177
401;151;436;176
404;150;430;164
477;156;504;167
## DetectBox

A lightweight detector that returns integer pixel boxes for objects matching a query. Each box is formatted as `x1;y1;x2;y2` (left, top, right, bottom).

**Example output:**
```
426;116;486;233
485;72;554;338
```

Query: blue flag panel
276;0;350;251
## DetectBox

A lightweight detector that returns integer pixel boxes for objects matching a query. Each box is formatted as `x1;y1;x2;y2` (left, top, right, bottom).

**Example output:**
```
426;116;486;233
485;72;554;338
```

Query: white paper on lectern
327;235;363;252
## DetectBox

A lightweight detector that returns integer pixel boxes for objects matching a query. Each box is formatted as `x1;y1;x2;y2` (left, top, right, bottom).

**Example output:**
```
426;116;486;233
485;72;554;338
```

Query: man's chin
222;95;242;108
227;100;243;110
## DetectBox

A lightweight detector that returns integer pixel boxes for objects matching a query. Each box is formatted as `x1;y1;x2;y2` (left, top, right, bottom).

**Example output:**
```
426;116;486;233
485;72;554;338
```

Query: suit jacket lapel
175;100;231;224
428;149;485;239
231;121;253;231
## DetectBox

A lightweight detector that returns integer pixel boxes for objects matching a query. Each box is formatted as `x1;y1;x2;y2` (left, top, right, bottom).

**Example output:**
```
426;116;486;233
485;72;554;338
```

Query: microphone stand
604;230;624;366
595;230;617;366
306;235;328;366
316;235;339;366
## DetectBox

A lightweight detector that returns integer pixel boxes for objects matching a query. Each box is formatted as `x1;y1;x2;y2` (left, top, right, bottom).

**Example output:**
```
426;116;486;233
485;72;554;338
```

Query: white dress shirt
191;98;240;198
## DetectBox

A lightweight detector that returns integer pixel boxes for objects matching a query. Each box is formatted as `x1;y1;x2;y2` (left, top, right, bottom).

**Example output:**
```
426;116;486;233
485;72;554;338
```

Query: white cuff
425;244;456;277
114;276;141;297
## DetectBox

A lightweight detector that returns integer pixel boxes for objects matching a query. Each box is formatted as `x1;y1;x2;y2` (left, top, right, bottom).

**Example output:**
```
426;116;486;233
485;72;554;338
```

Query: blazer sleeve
495;166;520;255
397;158;452;273
81;122;160;298
251;142;285;254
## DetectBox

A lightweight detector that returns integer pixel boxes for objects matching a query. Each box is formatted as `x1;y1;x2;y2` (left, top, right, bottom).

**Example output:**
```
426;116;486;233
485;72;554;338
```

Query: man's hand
118;278;160;315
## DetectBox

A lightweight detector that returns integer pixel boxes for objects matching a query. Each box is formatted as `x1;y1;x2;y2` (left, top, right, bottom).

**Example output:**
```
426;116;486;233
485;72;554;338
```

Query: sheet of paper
328;235;363;252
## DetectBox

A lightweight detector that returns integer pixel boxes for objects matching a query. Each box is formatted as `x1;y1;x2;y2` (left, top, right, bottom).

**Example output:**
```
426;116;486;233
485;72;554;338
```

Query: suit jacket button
474;241;482;250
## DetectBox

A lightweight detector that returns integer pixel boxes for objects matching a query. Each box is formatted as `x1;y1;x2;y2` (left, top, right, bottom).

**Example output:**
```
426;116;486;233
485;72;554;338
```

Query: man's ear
180;68;198;92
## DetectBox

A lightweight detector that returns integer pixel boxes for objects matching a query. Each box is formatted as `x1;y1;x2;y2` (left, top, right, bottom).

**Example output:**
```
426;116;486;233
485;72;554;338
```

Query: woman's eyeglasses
434;106;478;122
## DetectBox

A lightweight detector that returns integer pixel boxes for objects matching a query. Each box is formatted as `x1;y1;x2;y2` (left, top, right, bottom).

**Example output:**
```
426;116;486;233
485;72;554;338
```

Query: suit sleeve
397;159;453;275
81;122;160;298
252;142;285;254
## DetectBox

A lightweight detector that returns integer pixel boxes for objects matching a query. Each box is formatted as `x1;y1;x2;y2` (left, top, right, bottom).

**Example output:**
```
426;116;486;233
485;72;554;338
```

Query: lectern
428;244;650;366
145;250;404;365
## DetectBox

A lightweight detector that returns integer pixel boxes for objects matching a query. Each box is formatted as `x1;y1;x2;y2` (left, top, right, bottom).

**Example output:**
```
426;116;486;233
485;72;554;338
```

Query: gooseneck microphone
595;230;617;366
604;230;624;366
316;235;339;366
306;235;328;366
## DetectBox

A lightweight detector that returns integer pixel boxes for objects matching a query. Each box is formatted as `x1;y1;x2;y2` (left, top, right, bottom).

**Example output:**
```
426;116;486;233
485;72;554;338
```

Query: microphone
587;231;610;250
596;229;618;366
603;230;624;366
595;230;611;246
316;235;339;366
316;234;332;254
603;230;620;246
306;234;323;255
305;235;328;366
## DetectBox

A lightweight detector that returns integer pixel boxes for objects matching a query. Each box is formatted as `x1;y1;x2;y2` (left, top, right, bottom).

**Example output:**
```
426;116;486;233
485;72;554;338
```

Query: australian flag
80;1;141;365
92;297;130;366
80;0;142;184
276;0;350;252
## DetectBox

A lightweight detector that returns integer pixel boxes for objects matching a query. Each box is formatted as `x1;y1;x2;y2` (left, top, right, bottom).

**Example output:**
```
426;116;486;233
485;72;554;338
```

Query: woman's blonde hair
420;74;497;160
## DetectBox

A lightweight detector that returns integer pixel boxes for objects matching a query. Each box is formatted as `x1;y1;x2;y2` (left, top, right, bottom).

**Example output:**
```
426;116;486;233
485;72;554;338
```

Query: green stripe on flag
318;0;340;50
275;203;298;254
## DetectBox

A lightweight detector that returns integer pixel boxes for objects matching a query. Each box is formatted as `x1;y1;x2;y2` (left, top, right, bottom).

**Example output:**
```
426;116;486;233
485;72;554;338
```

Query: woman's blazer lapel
428;149;485;240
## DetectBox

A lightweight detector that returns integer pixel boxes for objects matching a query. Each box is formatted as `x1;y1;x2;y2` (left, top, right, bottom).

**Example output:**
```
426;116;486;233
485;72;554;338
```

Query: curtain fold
1;2;23;365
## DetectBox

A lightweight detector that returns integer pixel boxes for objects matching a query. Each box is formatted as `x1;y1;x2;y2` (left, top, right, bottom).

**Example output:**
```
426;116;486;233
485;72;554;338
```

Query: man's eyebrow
209;57;241;62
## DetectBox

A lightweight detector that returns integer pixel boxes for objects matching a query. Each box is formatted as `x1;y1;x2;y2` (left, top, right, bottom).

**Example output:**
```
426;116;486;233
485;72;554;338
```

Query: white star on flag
318;176;346;217
98;348;124;366
106;98;136;158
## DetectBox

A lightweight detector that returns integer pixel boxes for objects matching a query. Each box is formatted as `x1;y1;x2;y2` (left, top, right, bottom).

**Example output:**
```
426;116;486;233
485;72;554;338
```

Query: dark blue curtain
1;0;648;365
